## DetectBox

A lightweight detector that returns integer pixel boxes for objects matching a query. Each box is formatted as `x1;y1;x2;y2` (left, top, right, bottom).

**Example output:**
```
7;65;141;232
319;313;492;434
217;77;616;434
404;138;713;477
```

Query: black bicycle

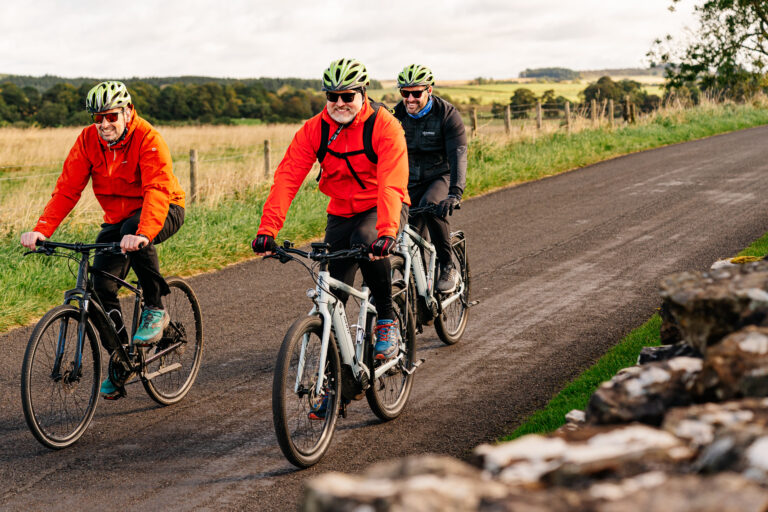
20;240;204;449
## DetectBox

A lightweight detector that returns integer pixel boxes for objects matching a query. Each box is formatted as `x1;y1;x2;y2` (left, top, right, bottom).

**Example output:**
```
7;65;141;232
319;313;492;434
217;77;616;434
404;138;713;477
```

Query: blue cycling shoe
374;319;400;360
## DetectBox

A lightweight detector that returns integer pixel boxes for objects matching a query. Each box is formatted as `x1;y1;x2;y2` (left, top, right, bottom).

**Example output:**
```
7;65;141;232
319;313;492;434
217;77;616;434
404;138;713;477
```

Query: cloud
0;0;697;79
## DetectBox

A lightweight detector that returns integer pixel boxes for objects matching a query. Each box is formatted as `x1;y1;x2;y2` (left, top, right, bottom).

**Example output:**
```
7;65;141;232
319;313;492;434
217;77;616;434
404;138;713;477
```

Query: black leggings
325;206;407;322
408;175;452;265
92;204;185;314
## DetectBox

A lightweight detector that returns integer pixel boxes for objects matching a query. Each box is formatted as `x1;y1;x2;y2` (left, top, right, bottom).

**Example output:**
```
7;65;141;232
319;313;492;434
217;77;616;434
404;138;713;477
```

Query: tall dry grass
0;123;302;235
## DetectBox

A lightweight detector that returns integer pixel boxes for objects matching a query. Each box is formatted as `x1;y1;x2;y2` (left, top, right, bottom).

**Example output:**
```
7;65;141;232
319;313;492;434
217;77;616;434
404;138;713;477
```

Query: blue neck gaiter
408;97;433;119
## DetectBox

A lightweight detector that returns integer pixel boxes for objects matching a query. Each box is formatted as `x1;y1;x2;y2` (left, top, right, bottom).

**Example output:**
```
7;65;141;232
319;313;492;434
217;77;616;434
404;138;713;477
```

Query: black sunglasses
400;88;429;99
326;91;359;103
92;110;123;123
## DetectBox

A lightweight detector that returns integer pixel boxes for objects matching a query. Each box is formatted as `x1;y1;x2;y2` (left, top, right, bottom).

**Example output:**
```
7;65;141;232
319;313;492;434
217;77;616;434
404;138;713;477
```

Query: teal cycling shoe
133;307;169;346
100;377;122;400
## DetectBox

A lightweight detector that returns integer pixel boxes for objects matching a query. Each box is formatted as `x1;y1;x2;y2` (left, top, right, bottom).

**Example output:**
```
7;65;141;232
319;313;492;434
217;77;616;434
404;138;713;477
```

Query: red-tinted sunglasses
92;111;123;123
400;88;429;99
326;91;359;103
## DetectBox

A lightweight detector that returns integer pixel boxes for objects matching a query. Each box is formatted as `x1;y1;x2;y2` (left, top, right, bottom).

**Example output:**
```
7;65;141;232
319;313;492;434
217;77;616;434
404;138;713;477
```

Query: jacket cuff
449;186;463;198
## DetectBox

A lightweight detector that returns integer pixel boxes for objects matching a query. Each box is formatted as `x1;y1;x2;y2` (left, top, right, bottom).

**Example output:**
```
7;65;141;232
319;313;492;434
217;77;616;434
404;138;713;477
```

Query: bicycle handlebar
30;240;123;256
268;244;371;264
409;202;461;216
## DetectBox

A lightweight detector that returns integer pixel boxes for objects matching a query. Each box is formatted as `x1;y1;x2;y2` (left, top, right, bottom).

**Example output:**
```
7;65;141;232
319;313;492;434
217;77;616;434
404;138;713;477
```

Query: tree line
0;76;382;127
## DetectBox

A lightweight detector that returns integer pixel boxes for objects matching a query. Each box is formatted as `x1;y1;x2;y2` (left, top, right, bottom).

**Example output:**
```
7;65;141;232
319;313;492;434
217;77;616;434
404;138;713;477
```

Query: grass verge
3;102;768;334
502;230;768;440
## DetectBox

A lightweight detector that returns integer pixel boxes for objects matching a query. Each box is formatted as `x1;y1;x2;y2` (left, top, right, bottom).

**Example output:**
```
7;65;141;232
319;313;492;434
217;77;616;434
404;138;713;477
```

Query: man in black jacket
393;64;468;292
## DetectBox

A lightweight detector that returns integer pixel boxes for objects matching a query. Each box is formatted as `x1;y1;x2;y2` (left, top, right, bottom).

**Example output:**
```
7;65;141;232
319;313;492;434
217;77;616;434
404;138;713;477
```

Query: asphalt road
2;126;768;510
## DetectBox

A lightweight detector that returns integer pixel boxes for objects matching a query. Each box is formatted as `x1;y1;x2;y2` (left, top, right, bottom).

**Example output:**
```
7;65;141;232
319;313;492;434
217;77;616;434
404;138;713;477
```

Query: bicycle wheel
142;276;204;406
21;305;101;449
435;232;471;345
272;315;341;468
365;278;417;421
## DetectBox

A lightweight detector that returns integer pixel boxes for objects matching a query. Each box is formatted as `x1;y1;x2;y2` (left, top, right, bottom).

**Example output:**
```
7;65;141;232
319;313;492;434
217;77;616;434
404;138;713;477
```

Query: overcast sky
1;0;698;81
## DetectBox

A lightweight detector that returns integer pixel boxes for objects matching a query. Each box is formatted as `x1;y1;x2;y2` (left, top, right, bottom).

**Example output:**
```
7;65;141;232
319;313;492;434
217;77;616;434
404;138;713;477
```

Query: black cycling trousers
325;205;407;322
92;204;185;314
408;175;452;265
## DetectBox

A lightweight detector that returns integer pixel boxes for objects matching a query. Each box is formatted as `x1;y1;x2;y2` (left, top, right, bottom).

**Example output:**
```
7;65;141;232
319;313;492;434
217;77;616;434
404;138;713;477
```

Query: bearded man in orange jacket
20;81;185;399
252;59;410;412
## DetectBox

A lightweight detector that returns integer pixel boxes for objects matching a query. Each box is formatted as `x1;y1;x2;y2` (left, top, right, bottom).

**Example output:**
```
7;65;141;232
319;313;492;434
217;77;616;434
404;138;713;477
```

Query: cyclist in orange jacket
20;81;185;399
252;59;410;394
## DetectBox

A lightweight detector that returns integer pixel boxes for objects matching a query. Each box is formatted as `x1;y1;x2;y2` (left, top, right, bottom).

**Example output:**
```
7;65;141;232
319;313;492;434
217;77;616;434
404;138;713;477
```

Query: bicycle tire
435;233;471;345
365;257;417;421
142;276;204;406
21;305;101;449
272;315;341;468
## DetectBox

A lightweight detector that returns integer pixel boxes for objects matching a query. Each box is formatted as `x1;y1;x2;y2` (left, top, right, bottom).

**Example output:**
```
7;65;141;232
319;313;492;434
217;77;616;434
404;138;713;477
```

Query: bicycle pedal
403;358;425;375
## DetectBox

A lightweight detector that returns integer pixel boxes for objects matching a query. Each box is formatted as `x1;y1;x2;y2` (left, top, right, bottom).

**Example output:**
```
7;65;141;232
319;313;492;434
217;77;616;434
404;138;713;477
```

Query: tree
509;88;537;119
649;0;768;99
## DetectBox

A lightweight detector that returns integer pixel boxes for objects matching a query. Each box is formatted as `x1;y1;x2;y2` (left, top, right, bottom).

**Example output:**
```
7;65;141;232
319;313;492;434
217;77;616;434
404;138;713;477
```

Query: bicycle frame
299;263;408;396
40;241;183;385
397;225;467;315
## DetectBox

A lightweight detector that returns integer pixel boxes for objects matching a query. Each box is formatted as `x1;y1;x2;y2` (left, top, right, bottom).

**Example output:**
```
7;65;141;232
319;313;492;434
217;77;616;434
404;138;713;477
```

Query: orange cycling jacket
34;110;185;242
257;99;410;239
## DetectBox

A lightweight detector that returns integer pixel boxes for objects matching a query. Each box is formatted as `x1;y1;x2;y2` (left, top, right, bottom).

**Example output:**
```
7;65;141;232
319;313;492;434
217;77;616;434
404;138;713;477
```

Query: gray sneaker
437;264;459;293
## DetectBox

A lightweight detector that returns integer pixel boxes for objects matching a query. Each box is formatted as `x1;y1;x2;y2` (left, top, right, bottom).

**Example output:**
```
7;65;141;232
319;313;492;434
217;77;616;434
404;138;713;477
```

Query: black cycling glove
437;195;461;218
252;234;278;254
370;235;396;257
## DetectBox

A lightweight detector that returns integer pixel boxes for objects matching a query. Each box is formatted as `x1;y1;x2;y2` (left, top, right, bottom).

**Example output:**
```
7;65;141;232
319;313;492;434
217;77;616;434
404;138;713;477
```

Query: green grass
3;102;768;334
369;79;664;105
502;218;768;440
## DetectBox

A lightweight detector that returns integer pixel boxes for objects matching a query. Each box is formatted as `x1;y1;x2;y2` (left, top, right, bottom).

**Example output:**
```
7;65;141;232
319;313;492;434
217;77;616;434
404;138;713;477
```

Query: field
0;124;305;235
368;76;665;105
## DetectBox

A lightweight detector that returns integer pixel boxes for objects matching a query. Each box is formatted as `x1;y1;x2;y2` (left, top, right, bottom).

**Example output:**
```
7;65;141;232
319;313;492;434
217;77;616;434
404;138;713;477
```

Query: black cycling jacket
393;95;467;197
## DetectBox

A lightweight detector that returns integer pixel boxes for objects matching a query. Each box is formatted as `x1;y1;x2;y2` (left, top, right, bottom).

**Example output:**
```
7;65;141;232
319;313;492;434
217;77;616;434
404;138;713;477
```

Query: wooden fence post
564;101;571;134
609;99;615;128
189;149;198;204
630;102;636;124
504;104;511;135
536;101;542;130
624;95;631;123
263;140;271;180
471;108;478;137
590;99;597;126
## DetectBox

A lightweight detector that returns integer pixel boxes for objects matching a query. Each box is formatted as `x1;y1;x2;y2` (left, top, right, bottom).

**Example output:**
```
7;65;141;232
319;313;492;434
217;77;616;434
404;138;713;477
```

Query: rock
595;473;768;512
637;343;701;365
659;262;768;354
694;326;768;401
472;424;693;487
586;357;702;425
302;455;509;512
659;299;683;345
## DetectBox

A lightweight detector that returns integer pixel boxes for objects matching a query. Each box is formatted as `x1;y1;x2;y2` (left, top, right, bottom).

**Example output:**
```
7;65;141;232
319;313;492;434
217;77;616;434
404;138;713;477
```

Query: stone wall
302;261;768;511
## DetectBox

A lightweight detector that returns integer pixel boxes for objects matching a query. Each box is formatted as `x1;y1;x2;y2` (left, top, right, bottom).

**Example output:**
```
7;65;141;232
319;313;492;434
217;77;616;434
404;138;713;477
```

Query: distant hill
0;74;382;92
579;67;666;79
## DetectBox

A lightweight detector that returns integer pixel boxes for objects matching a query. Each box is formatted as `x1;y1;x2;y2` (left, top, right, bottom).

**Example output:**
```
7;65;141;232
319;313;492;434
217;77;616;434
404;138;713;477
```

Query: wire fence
0;95;657;228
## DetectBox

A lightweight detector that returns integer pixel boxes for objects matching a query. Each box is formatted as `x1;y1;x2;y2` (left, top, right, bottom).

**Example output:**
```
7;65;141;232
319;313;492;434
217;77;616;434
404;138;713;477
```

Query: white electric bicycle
395;204;472;344
268;242;419;468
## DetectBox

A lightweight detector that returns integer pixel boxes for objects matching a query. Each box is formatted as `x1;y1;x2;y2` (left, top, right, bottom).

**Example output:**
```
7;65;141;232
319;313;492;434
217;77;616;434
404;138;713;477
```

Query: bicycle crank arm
143;341;183;365
373;354;406;379
403;358;426;375
143;362;182;381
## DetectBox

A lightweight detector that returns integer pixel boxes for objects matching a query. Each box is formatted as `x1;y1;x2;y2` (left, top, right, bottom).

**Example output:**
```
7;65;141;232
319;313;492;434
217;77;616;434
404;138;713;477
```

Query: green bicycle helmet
85;81;132;113
397;64;435;87
322;58;370;91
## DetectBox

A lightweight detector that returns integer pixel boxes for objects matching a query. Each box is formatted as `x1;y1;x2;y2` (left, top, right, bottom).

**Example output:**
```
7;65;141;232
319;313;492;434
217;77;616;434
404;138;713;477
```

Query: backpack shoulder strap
316;119;330;163
363;100;382;164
